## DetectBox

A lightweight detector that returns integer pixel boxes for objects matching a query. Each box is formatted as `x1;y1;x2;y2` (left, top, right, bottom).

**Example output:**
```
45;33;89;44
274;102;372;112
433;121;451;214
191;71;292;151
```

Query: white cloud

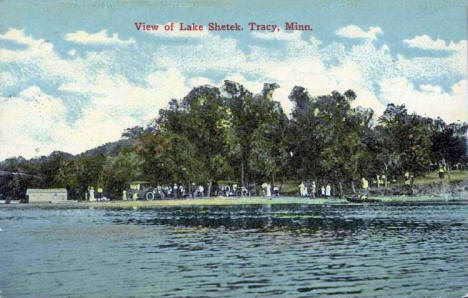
403;35;466;51
0;28;56;63
153;28;462;120
0;26;465;160
0;28;109;87
65;30;135;45
0;69;202;159
379;78;467;123
400;36;466;80
68;49;77;56
0;87;70;159
188;76;214;87
252;30;303;41
335;25;383;41
58;68;197;152
152;34;246;73
0;28;38;45
0;71;16;89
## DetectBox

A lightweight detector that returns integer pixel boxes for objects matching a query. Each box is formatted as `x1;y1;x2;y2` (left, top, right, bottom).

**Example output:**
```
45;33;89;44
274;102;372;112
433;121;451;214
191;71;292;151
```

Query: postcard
1;0;467;297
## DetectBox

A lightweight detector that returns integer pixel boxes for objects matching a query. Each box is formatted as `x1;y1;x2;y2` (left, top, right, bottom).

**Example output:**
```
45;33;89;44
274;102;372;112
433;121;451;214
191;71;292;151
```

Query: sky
0;0;467;160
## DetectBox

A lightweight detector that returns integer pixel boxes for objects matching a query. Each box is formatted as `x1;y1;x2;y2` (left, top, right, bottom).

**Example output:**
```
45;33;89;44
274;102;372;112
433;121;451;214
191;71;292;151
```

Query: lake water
1;202;467;297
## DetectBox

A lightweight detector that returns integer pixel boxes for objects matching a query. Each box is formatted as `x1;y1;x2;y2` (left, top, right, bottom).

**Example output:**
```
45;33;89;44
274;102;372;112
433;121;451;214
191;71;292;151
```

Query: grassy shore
2;193;467;209
412;169;468;185
254;170;468;196
1;170;466;209
87;197;345;208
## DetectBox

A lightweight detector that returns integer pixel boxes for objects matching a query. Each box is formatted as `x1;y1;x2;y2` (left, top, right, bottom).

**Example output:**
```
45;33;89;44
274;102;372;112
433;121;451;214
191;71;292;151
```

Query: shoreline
1;193;467;209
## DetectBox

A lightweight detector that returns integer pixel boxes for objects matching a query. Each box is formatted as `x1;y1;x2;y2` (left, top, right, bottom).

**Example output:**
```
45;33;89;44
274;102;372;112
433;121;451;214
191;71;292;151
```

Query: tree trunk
383;162;389;194
339;182;343;198
241;160;245;188
208;181;212;197
351;181;356;194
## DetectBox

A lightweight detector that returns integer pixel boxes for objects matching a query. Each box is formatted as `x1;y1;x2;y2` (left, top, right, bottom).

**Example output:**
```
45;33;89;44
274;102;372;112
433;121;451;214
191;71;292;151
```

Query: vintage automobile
126;181;168;201
127;181;152;200
145;186;167;200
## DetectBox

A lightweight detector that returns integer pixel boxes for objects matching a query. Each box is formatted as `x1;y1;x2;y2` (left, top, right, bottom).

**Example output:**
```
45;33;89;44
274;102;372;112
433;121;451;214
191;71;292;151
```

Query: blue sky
0;0;466;159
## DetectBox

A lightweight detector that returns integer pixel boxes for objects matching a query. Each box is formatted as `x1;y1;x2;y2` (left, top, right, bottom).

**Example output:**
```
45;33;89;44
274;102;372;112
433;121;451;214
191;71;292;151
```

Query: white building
26;188;67;203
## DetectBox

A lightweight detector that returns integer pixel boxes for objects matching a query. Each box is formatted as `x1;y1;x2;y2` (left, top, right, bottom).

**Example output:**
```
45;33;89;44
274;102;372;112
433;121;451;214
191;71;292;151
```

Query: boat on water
345;196;380;203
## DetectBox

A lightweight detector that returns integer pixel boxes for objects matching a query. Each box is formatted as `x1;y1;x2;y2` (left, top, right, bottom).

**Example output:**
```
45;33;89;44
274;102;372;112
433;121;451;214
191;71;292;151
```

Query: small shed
26;188;67;203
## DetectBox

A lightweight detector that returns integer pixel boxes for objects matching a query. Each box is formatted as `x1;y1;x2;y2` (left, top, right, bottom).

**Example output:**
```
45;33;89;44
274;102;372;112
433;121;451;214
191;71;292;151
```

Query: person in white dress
266;183;272;197
198;185;204;197
311;181;316;198
299;182;307;197
89;187;95;201
326;184;331;197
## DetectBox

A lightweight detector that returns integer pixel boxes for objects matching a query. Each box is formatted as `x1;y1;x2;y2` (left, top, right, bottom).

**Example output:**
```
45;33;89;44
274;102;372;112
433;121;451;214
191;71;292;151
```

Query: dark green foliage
288;89;375;195
376;104;433;176
1;82;467;199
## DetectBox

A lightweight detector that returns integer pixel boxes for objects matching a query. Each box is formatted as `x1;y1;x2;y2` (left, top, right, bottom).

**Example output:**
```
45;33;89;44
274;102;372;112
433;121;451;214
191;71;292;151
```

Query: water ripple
1;203;467;297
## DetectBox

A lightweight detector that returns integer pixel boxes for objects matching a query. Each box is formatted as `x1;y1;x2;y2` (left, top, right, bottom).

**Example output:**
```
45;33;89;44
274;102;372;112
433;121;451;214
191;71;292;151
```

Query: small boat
345;196;379;203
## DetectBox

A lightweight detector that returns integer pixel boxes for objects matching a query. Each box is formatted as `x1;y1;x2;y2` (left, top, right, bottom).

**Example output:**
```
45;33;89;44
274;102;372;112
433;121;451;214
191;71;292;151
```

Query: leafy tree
100;151;144;197
2;82;468;199
135;131;205;187
289;88;374;195
56;154;106;199
377;104;432;177
156;86;232;194
224;81;287;187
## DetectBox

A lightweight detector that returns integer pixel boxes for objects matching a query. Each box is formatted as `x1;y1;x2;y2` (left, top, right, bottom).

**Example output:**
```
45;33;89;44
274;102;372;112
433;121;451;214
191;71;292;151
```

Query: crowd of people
84;169;450;201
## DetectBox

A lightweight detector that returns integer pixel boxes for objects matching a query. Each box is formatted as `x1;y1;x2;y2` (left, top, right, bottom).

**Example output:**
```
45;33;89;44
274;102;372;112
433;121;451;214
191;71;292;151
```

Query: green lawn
413;170;468;185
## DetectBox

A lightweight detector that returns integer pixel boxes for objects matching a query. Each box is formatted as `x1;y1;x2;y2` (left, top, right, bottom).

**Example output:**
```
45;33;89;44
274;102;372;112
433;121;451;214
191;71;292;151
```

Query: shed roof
26;188;67;193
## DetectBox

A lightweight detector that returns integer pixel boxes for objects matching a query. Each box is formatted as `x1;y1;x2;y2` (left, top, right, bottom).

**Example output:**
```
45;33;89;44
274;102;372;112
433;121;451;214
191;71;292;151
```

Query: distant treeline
1;81;467;199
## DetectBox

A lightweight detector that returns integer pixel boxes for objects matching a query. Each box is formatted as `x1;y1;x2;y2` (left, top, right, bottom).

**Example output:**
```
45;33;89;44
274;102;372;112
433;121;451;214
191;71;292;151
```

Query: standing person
361;177;369;199
382;174;388;189
311;181;316;199
191;183;196;198
404;172;410;193
325;184;331;198
299;181;307;197
241;185;249;197
198;185;204;197
122;190;127;201
173;184;178;199
404;171;410;182
156;185;162;199
261;182;268;196
404;171;413;194
265;183;272;198
89;186;95;202
179;184;185;198
273;185;280;196
97;187;103;201
321;185;325;197
439;165;445;179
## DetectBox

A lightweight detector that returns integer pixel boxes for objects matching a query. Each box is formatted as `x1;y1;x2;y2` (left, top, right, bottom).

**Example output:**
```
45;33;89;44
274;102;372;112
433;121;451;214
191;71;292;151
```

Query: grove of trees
1;81;467;199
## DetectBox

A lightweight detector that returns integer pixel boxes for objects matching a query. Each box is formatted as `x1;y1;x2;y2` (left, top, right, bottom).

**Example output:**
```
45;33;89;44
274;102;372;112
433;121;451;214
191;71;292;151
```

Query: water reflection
106;203;465;235
1;203;467;297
